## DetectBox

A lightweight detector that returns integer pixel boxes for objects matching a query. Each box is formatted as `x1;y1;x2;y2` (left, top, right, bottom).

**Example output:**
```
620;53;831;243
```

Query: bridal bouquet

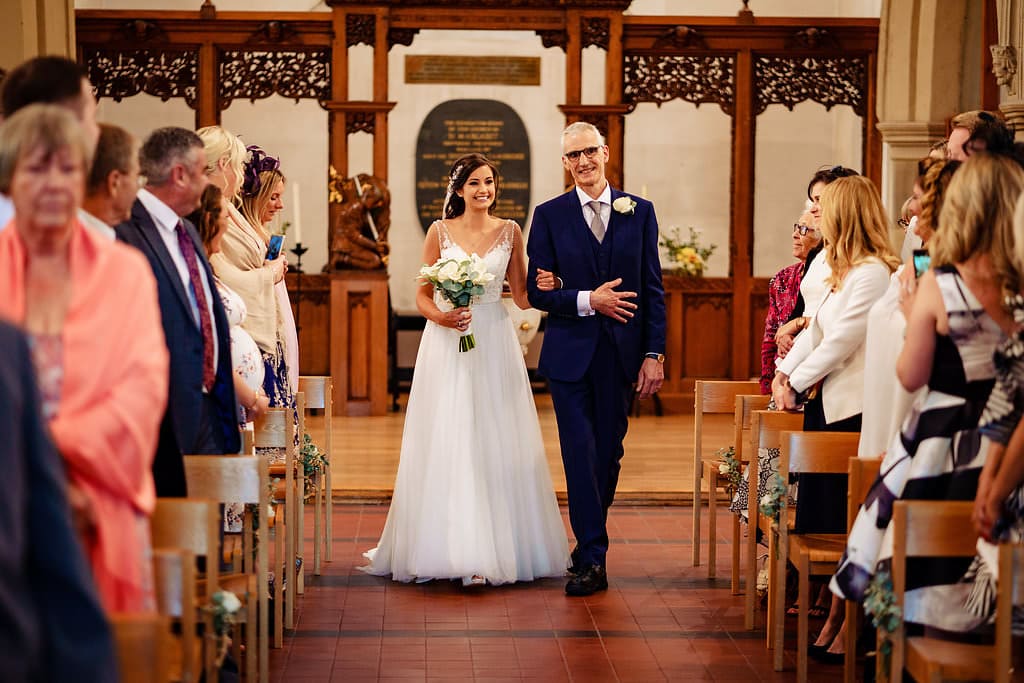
419;254;495;352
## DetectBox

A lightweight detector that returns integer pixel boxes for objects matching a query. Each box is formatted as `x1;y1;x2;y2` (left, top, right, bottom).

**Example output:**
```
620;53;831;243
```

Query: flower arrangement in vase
659;226;716;277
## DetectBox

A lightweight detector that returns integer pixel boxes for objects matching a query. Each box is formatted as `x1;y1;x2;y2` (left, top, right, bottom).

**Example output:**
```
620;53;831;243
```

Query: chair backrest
184;455;265;505
748;409;804;458
779;431;861;476
152;548;205;683
695;380;760;460
253;408;289;449
889;500;975;681
241;425;254;455
151;499;219;560
110;612;171;683
733;394;771;462
847;457;882;534
298;376;327;410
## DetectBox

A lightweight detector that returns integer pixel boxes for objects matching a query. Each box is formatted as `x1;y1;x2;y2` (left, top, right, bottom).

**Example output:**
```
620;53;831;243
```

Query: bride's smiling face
457;165;497;212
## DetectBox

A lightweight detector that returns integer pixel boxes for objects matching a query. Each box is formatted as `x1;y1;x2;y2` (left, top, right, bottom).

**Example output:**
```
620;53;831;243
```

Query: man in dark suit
0;320;118;682
527;122;666;596
117;127;239;496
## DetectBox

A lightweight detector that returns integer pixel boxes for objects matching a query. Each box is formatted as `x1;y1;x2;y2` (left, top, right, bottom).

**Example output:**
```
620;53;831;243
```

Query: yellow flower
681;246;696;257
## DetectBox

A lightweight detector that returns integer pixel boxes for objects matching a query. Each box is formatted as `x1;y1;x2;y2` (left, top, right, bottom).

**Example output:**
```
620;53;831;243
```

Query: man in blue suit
527;122;666;596
117;127;240;496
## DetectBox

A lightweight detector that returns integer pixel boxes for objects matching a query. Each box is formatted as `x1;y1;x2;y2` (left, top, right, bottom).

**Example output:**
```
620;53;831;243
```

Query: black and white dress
831;266;1005;633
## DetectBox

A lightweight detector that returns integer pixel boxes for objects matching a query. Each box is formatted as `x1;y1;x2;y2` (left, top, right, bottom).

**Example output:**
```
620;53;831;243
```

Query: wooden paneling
329;271;389;416
286;272;330;376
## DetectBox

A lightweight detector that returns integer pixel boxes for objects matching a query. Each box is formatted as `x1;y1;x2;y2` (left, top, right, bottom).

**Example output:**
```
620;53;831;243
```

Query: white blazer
777;258;891;424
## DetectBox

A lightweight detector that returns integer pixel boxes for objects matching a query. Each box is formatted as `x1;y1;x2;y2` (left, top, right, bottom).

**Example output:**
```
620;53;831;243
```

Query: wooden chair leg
692;465;702;567
325;454;333;562
295;473;304;596
708;469;717;578
731;512;741;595
745;456;760;630
313;472;323;576
772;533;786;670
273;511;284;648
797;552;809;682
844;599;858;683
766;530;776;647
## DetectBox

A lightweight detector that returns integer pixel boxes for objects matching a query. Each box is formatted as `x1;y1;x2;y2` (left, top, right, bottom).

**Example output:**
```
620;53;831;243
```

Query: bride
361;153;569;585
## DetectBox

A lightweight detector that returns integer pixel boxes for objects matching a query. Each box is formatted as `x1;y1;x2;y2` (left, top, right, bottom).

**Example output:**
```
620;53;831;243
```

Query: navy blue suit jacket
116;199;240;496
0;321;117;682
526;188;666;383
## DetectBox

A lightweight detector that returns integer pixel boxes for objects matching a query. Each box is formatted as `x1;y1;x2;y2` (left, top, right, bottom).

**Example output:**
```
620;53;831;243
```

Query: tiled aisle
270;504;850;682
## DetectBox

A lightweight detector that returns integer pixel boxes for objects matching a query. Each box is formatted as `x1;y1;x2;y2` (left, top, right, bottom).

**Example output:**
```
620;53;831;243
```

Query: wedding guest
0;104;168;611
834;152;1024;637
760;209;819;393
946;110;1011;161
198;128;293;431
238;146;299;391
0;319;118;682
81;123;140;240
0;56;100;229
117;126;240;497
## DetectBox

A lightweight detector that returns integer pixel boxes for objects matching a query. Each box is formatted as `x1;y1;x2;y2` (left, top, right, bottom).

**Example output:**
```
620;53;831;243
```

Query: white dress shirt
79;209;116;240
136;188;218;371
573;183;612;317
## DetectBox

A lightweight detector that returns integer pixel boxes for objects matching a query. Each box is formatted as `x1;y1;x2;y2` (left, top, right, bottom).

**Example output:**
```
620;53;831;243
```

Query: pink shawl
0;220;168;611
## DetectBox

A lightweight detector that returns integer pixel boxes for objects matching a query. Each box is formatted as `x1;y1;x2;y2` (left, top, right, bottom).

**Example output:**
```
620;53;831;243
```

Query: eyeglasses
564;146;602;162
793;223;816;236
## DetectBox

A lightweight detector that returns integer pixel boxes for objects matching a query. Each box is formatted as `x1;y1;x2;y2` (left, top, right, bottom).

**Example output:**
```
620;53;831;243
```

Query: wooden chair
294;390;306;597
298;375;334;573
259;408;297;645
744;408;804;630
843;456;883;683
109;612;172;683
692;379;759;573
887;500;1003;682
727;393;771;594
152;547;211;683
770;431;861;678
184;454;269;683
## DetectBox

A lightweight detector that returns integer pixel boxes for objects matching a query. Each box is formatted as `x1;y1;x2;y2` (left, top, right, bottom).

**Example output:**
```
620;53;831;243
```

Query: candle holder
290;242;308;335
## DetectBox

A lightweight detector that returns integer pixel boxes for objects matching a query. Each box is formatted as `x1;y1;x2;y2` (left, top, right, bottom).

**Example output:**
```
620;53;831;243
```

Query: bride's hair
443;153;500;219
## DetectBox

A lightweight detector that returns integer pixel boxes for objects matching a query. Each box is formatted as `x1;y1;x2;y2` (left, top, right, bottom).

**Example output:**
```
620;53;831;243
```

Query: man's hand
636;357;664;399
590;278;637;322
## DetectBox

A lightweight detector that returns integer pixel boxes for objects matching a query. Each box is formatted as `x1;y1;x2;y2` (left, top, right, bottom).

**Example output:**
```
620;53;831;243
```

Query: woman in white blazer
773;176;900;529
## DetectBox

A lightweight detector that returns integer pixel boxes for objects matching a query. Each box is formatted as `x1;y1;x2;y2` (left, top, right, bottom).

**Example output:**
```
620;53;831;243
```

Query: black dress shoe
565;564;608;596
568;547;582;575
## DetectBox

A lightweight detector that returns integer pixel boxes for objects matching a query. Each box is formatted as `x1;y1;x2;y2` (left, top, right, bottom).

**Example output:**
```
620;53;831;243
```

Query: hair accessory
441;163;464;218
242;145;281;197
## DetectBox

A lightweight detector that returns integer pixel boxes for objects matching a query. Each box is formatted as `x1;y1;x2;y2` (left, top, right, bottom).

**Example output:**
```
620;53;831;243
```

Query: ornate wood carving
582;17;610;50
754;55;866;115
247;20;299;44
219;50;331;107
536;29;567;51
346;111;375;134
120;19;168;43
83;48;198;107
347;13;376;47
623;54;736;114
652;26;706;50
388;27;419;48
787;27;839;50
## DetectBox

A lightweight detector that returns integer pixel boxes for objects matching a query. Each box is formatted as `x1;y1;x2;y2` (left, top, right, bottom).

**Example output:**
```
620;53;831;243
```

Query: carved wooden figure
326;169;391;271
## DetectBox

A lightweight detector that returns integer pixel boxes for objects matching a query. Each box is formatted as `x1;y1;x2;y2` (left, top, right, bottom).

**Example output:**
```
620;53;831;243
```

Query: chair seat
790;534;846;565
905;636;994;681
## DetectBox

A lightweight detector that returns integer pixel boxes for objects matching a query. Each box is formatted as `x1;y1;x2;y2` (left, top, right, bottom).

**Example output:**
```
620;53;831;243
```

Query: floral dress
760;261;804;394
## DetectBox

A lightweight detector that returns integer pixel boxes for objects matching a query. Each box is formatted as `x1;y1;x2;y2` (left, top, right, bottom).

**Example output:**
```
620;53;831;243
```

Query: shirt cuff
577;290;595;316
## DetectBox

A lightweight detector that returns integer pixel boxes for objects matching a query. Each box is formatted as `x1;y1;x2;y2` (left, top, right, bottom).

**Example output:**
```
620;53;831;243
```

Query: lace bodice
434;219;516;305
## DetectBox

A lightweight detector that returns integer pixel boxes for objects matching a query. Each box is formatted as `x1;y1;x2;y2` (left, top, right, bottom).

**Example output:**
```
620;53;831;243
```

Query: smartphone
266;234;284;261
912;249;931;278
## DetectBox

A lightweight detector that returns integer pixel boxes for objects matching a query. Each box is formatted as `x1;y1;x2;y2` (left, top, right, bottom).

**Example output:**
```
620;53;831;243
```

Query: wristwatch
645;352;665;363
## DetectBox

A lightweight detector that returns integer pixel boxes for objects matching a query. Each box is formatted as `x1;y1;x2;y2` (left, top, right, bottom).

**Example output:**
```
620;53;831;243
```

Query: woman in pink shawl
0;104;168;612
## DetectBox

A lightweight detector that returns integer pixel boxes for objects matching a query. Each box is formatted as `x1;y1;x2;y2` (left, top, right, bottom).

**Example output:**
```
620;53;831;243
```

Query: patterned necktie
588;200;606;243
175;221;216;392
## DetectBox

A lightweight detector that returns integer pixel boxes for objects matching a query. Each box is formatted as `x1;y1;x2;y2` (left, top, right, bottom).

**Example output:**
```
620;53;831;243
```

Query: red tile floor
270;504;856;682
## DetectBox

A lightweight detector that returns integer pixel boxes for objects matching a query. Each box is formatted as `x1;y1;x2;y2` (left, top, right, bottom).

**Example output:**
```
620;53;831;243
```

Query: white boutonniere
612;196;636;215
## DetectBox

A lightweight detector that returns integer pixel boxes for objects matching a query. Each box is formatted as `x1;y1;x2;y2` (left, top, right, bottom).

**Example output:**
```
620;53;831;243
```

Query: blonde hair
933;152;1024;296
240;168;285;241
916;157;960;243
819;176;900;289
196;125;247;200
0;104;92;194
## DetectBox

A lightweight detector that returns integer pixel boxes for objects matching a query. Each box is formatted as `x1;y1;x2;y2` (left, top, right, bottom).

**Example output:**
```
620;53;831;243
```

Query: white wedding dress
361;219;569;585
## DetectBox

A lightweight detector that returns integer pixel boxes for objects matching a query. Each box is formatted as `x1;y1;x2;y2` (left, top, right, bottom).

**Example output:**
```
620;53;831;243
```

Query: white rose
217;590;242;614
612;196;636;215
759;494;772;507
438;260;461;282
718;462;730;475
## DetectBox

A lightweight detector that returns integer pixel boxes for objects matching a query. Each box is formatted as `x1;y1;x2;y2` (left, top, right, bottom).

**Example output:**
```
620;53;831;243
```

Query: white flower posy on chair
419;254;496;352
612;196;636;215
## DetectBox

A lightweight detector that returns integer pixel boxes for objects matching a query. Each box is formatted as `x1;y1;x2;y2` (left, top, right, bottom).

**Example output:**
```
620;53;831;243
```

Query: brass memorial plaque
405;55;541;86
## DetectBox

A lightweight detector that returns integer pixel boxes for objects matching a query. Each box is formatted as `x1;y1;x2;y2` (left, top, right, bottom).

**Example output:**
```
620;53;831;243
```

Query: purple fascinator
242;145;281;197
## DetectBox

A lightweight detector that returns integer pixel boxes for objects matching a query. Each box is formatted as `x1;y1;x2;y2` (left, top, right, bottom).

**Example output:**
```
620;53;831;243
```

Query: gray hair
140;127;203;187
560;121;605;152
0;104;92;194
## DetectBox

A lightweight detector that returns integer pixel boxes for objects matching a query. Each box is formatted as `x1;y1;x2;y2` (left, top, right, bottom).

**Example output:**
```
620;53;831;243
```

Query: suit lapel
131;201;195;325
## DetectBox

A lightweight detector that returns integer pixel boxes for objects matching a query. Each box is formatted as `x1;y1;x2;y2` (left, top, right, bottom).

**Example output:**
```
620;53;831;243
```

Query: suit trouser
547;334;634;568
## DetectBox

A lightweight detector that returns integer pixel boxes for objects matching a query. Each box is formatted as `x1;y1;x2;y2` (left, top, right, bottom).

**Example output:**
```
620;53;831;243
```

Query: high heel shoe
807;630;838;659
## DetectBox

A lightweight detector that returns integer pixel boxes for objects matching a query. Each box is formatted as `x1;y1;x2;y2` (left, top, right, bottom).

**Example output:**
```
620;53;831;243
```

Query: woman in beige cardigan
197;126;293;438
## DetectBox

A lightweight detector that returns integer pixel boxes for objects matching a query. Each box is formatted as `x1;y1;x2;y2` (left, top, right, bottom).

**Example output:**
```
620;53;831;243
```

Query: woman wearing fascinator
360;153;569;586
197;128;294;456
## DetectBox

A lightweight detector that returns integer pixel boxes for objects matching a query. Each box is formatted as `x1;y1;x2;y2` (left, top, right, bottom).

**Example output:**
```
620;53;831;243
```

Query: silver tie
588;200;605;243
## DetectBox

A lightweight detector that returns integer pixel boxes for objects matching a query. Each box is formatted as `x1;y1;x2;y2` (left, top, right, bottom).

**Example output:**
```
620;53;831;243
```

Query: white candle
641;184;649;199
291;182;303;244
